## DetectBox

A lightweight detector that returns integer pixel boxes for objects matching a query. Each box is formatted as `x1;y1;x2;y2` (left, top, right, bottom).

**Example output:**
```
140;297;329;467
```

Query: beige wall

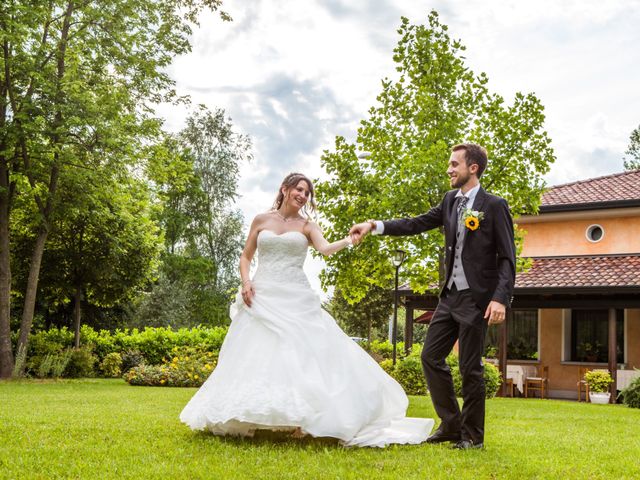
511;308;640;399
519;216;640;257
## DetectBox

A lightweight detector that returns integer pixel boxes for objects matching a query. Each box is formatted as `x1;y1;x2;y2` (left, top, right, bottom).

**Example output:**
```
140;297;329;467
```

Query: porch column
404;306;414;355
498;310;509;397
608;308;617;403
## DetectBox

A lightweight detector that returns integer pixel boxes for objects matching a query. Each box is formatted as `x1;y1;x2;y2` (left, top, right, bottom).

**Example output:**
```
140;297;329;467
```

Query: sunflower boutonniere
462;208;485;231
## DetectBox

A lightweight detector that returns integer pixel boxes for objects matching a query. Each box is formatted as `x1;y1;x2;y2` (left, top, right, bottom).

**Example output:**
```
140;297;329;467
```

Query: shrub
120;349;145;374
585;370;613;393
369;340;406;360
483;362;502;398
379;344;427;396
446;353;501;399
36;350;73;378
24;325;229;375
37;354;55;379
100;352;123;378
394;350;427;396
619;372;640;408
124;347;217;387
64;347;97;378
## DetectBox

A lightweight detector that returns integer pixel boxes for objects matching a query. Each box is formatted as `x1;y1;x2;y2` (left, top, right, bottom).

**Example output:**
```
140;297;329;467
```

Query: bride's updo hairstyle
272;172;317;221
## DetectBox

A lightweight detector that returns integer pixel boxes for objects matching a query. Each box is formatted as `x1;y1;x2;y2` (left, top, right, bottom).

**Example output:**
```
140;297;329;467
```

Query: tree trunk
0;159;13;378
73;285;82;348
16;228;49;356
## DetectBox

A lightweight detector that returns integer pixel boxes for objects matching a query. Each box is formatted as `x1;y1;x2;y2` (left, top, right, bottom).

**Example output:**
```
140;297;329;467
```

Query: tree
0;0;230;377
137;106;251;328
315;12;555;303
624;124;640;170
33;171;161;347
326;285;392;344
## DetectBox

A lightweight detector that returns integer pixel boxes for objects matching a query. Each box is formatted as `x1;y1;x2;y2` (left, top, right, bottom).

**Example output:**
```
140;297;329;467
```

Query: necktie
457;196;468;221
455;196;468;242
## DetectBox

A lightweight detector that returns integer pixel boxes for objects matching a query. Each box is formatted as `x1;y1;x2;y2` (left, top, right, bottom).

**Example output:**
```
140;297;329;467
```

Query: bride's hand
241;280;255;307
349;222;372;245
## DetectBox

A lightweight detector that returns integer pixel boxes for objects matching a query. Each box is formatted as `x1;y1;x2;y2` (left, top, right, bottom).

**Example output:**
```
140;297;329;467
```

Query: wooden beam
498;310;509;397
608;308;617;403
405;307;413;355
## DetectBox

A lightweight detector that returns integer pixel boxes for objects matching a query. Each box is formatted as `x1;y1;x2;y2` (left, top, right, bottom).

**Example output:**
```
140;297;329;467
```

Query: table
506;365;537;394
617;369;640;390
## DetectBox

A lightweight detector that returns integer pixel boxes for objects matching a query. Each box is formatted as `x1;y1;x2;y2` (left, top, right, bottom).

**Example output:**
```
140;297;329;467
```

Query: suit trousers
421;285;488;444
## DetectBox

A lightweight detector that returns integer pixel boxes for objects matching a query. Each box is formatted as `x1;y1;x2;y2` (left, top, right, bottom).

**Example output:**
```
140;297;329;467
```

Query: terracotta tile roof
516;255;640;289
542;169;640;207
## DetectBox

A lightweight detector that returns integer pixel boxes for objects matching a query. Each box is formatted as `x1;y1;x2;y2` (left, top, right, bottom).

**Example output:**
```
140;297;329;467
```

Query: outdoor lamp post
392;249;406;365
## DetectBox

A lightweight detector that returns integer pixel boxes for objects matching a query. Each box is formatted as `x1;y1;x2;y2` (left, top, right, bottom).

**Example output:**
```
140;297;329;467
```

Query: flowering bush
124;347;217;387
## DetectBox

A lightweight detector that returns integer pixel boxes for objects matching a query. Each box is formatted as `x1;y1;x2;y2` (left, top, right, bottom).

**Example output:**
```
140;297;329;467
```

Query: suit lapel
447;193;459;241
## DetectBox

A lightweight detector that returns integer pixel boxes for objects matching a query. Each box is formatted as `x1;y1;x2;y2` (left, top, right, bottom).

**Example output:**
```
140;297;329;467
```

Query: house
400;169;640;399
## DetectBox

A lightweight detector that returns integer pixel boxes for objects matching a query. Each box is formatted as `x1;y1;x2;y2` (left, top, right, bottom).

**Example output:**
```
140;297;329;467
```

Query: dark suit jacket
382;187;516;311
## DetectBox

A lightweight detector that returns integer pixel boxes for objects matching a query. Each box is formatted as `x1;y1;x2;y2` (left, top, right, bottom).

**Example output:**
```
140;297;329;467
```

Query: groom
350;143;516;450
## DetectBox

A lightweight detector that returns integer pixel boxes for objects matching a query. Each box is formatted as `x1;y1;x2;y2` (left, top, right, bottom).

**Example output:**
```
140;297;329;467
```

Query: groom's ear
469;162;479;176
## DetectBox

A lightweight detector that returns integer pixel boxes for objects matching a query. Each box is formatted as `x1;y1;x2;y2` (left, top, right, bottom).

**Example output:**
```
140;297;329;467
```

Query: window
570;309;624;363
586;224;604;243
485;309;539;360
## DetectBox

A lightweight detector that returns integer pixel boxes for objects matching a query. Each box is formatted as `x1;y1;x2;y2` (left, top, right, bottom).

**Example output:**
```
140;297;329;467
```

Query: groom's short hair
452;143;488;178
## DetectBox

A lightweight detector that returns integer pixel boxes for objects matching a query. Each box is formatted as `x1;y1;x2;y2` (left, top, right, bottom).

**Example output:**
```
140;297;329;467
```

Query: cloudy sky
159;0;640;296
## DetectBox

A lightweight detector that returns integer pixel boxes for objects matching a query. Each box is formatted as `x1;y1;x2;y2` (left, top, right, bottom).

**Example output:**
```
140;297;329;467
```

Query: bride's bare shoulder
252;212;274;225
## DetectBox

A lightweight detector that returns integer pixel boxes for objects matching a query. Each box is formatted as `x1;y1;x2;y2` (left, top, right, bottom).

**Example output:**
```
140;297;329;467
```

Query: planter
589;392;611;404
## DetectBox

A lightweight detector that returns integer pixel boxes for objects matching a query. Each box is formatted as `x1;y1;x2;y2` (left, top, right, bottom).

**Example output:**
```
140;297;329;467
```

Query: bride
180;173;434;447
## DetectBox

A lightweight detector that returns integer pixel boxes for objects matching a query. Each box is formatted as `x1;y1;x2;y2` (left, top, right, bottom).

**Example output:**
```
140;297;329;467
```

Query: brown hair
452;143;488;178
272;173;317;220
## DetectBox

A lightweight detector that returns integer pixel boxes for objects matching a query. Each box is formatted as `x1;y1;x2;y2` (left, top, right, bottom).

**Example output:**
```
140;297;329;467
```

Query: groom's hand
349;222;373;245
484;301;506;325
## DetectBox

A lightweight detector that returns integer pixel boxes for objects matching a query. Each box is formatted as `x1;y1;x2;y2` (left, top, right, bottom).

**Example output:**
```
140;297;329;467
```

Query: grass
1;379;639;479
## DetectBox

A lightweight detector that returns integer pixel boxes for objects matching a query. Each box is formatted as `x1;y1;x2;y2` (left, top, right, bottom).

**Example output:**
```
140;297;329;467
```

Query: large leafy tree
315;12;555;303
0;0;230;377
29;170;161;347
137;107;251;328
624;124;640;170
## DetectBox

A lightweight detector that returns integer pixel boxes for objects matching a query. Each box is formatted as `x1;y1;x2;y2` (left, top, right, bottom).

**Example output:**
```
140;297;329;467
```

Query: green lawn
1;379;639;479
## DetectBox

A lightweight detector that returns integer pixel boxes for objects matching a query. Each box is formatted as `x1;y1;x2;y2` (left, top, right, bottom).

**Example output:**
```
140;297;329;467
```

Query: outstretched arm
350;195;447;244
306;222;352;257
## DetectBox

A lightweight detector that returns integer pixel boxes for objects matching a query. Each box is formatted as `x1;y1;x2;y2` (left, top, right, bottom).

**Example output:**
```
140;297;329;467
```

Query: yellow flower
160;379;166;384
205;364;211;369
465;216;480;231
172;357;178;363
194;375;199;380
185;356;190;361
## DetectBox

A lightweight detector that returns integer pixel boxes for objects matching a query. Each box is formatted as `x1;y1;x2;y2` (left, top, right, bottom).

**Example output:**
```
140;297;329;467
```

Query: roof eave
539;199;640;213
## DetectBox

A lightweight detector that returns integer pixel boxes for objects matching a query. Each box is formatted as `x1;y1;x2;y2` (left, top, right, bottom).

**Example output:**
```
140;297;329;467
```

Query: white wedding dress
179;230;434;447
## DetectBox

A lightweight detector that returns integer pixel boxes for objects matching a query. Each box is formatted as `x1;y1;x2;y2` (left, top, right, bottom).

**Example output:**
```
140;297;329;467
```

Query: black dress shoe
425;428;462;444
452;439;484;450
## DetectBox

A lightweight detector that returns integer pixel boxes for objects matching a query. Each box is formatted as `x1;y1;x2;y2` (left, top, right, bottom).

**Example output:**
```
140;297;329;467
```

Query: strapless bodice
252;230;309;285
